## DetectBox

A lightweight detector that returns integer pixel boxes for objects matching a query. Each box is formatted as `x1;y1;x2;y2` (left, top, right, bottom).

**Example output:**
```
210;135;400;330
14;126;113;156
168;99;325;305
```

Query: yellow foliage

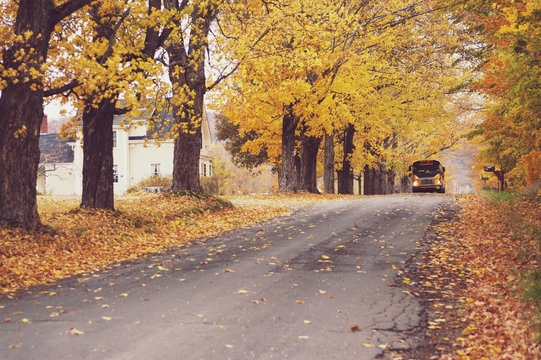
42;0;170;136
211;0;473;172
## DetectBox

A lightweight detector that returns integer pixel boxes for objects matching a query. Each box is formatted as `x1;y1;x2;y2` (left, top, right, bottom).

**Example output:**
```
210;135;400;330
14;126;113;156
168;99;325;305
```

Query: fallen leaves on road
0;194;293;295
68;328;84;335
349;325;361;333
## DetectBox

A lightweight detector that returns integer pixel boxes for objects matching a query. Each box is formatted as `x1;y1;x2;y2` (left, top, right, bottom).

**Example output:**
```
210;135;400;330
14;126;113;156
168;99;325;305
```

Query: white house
38;108;214;195
37;132;80;196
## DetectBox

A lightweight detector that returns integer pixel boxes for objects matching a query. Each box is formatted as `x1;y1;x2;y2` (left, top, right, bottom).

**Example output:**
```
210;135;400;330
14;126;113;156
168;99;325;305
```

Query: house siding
38;109;214;196
128;140;175;190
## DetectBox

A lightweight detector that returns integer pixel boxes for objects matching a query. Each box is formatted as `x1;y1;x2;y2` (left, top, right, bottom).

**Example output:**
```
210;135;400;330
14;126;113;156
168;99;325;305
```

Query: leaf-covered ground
397;191;540;359
1;191;539;358
453;192;540;359
0;193;350;296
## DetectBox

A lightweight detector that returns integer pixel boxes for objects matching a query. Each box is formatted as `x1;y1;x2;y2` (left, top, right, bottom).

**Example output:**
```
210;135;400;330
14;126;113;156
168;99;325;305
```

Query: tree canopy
0;0;99;229
214;0;476;190
1;0;536;229
463;0;540;185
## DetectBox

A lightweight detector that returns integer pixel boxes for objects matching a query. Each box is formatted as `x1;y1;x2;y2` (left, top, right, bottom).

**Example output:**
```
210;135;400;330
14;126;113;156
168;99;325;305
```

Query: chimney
40;115;48;134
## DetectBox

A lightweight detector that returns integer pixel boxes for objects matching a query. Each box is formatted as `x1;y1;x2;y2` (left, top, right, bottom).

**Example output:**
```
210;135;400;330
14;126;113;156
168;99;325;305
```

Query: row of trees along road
214;0;475;194
1;0;477;230
1;0;233;230
459;0;540;186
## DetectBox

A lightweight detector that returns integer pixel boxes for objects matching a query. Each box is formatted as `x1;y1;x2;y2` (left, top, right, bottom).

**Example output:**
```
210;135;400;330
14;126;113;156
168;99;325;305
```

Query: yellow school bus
409;159;446;193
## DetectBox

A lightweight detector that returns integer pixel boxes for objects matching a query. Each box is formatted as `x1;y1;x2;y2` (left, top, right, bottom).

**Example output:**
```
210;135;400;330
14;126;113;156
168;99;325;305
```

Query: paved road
0;194;453;359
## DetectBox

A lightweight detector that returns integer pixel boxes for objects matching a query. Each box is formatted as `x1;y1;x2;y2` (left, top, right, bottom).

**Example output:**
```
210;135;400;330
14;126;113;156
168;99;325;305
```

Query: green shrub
482;180;541;202
482;189;516;202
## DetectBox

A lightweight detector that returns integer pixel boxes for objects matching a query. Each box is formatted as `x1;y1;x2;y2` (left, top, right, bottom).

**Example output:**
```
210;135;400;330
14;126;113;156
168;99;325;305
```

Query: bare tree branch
51;0;96;25
43;80;81;98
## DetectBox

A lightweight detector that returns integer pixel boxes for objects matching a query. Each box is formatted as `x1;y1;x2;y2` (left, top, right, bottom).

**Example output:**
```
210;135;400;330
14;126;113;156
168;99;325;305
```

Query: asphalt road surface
0;194;453;359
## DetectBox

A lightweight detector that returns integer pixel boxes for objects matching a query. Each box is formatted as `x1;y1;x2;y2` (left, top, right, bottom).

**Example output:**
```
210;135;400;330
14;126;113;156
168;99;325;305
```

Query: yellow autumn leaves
0;194;290;295
214;0;474;174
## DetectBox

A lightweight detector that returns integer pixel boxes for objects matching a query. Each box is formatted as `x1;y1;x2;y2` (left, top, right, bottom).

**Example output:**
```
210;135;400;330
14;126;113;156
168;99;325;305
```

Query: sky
44;98;75;120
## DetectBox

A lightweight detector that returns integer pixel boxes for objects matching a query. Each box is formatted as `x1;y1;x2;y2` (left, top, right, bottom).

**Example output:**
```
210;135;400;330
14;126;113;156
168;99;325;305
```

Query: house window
113;131;117;148
150;163;161;177
113;165;119;183
203;163;207;177
208;163;212;177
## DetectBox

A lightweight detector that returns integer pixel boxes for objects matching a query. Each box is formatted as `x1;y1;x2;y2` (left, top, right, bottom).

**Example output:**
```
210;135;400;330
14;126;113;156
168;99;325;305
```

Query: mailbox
484;165;495;172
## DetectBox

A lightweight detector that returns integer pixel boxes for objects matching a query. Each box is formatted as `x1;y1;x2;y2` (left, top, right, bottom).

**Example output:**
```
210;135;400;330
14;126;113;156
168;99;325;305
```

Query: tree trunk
278;106;300;192
166;3;217;192
169;100;204;192
386;168;396;194
373;163;384;195
295;152;302;191
324;132;335;193
172;115;203;192
337;124;355;194
0;1;86;229
0;1;49;229
363;165;372;195
366;166;384;195
0;0;104;229
0;82;44;229
300;131;321;193
167;44;205;192
379;162;386;194
337;170;345;194
337;168;354;194
80;97;116;210
400;174;410;193
373;161;396;195
80;5;122;210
